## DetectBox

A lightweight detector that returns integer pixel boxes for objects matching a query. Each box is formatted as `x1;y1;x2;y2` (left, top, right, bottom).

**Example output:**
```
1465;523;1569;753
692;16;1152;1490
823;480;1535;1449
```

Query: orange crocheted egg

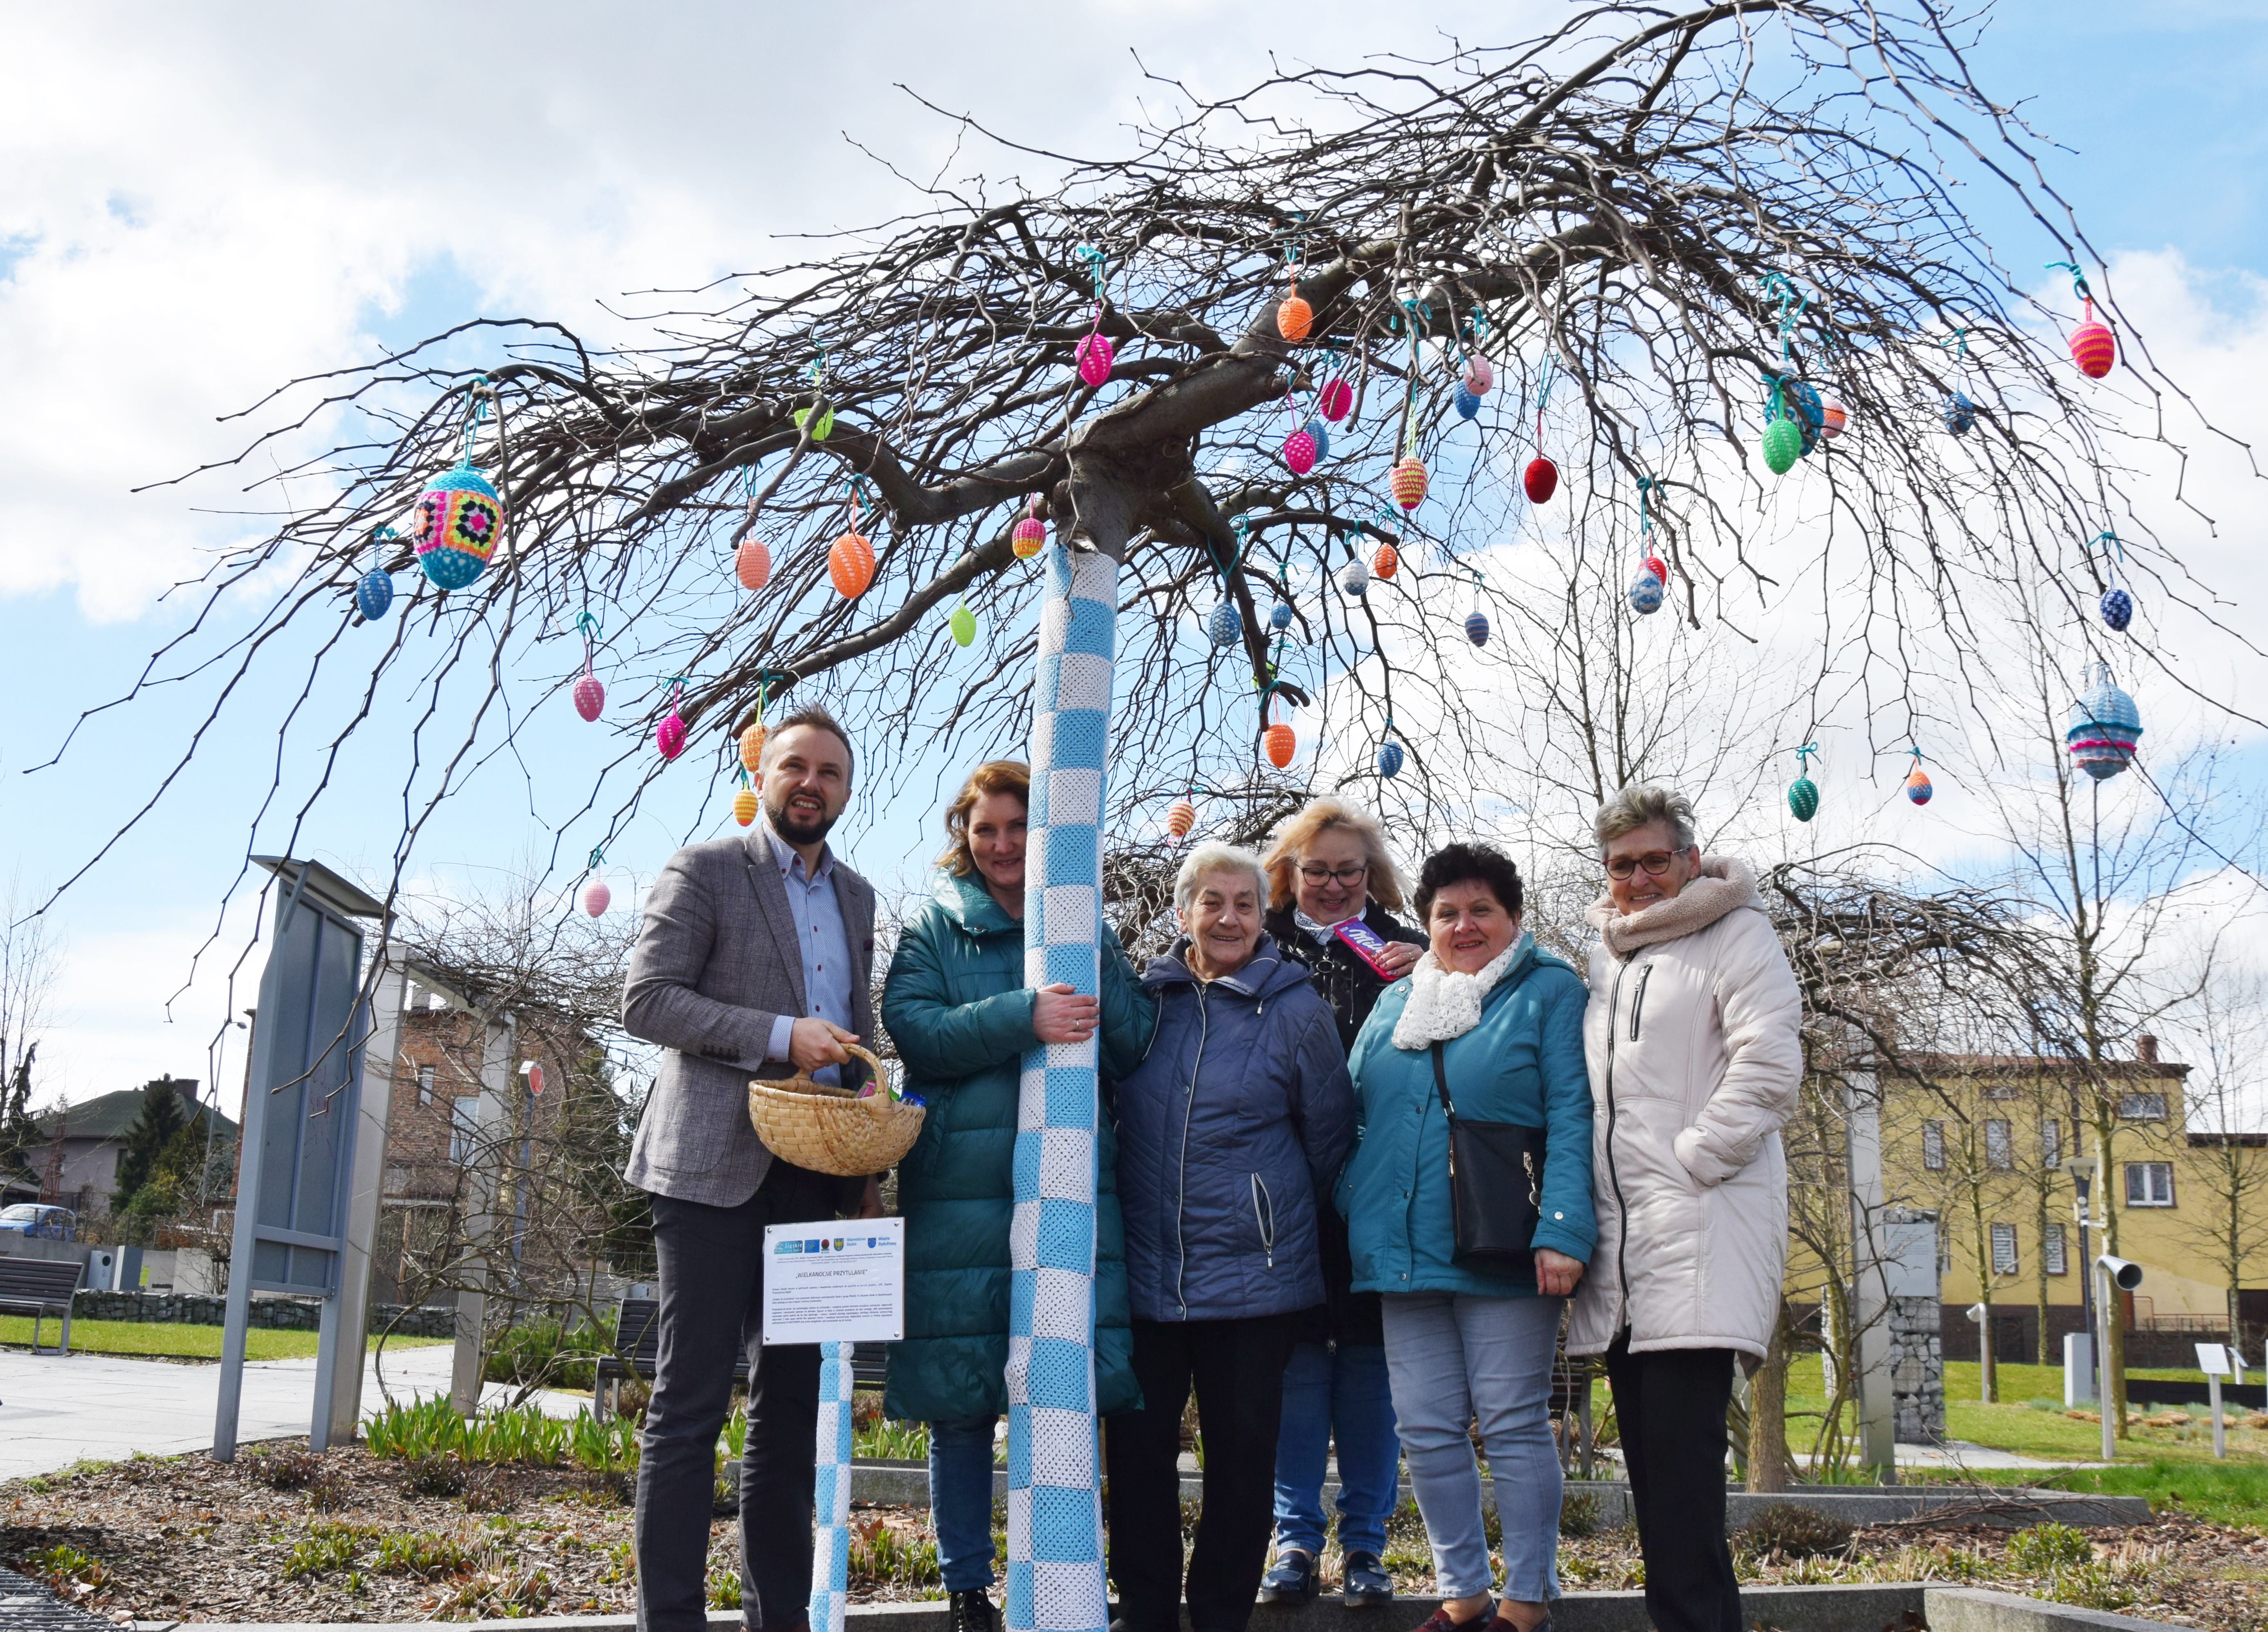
735;537;772;591
1263;722;1296;769
733;788;759;826
1277;294;1314;342
829;530;876;598
739;721;767;774
1372;543;1398;580
1389;456;1428;510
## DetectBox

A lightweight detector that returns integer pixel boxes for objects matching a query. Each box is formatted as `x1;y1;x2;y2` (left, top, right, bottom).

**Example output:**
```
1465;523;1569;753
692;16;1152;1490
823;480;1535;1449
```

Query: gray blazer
622;827;878;1206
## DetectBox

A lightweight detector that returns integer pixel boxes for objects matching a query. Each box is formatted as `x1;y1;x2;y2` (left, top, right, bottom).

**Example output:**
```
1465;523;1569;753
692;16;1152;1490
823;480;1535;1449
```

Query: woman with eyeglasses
1252;799;1426;1608
1564;786;1801;1632
1338;841;1594;1632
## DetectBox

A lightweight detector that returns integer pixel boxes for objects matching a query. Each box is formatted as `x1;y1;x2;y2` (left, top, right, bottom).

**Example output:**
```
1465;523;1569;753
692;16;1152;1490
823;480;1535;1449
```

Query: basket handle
840;1041;891;1095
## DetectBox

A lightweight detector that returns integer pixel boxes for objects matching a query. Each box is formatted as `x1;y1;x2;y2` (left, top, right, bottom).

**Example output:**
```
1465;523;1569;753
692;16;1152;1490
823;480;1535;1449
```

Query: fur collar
1587;855;1760;957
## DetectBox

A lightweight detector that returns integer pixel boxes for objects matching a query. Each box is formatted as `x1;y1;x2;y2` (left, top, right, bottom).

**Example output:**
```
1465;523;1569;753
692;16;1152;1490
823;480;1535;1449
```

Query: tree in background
0;877;61;1191
2176;955;2268;1359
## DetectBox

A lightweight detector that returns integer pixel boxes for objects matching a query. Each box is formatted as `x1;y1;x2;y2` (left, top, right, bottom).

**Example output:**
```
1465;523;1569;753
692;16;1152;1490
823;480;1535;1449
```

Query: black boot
950;1591;998;1632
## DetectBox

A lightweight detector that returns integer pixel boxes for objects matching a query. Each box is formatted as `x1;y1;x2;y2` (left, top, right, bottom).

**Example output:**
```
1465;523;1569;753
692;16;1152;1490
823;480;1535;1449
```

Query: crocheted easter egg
739;721;767;773
1304;418;1330;461
829;529;876;598
1465;610;1490;647
1463;356;1493;395
793;406;834;441
1645;554;1668;586
735;537;772;591
1012;515;1047;559
1819;399;1848;441
1166;798;1197;841
1338;559;1370;598
1787;776;1819;823
1389;456;1428;510
1524;456;1558;504
1762;417;1804;475
1283;429;1317;475
1377;739;1404;778
1944;393;1977;436
582;878;611;917
1318;378;1353;422
657;710;687;760
1453;386;1481;420
1076;333;1114;387
1270;596;1294;632
950;604;976;646
1905;766;1933;806
1627;566;1665;615
2070;315;2116;380
414;461;504;591
1277;294;1314;343
1263;722;1296;769
2066;665;2142;781
573;674;605;722
734;787;759;826
1207;601;1242;647
1372;543;1399;581
355;569;394;622
2100;587;2133;632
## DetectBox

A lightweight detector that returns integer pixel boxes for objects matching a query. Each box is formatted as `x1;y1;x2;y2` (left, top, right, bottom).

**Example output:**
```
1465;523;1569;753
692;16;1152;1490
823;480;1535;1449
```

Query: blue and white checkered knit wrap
1006;541;1117;1632
808;1340;856;1632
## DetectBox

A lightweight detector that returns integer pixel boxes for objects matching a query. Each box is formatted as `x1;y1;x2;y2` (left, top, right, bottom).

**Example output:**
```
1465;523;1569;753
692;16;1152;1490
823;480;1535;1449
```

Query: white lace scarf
1391;933;1531;1049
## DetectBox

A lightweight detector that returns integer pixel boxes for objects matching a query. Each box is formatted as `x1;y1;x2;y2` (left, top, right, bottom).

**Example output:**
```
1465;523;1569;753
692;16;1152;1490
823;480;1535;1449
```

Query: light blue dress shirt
760;821;856;1087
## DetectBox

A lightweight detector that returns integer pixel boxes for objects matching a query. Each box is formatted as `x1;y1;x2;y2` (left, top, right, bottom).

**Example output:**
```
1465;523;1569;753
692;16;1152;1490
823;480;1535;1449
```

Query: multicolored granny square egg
414;462;504;590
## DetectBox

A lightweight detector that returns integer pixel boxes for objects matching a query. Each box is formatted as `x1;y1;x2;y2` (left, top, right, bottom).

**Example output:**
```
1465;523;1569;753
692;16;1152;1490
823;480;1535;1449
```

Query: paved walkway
0;1344;589;1480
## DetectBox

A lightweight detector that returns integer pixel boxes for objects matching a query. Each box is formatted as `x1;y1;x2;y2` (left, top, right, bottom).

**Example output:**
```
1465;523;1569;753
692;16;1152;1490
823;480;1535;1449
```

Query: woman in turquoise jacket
880;760;1156;1632
1339;842;1594;1632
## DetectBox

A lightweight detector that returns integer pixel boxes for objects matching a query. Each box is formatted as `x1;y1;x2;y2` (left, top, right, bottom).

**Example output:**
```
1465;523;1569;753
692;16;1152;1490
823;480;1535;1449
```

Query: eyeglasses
1605;851;1681;880
1298;863;1369;885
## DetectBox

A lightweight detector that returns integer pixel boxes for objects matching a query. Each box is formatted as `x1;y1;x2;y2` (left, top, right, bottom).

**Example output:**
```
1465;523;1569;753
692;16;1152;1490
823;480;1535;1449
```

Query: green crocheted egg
1762;418;1804;475
1787;775;1819;823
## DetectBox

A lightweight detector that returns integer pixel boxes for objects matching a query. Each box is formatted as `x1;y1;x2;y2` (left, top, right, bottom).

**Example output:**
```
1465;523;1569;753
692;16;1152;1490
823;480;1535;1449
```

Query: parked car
0;1204;77;1241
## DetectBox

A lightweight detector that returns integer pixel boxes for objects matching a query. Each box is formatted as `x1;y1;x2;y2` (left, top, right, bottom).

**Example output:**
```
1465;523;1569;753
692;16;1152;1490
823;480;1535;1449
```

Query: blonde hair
1260;797;1410;914
1174;843;1267;913
936;760;1031;875
1594;783;1698;855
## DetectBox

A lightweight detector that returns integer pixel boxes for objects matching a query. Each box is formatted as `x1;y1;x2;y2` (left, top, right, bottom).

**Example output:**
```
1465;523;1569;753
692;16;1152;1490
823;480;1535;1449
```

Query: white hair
1173;842;1267;913
1594;783;1698;855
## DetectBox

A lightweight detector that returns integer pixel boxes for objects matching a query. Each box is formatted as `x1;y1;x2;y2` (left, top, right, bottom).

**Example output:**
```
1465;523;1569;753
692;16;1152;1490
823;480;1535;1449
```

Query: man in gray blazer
623;705;880;1632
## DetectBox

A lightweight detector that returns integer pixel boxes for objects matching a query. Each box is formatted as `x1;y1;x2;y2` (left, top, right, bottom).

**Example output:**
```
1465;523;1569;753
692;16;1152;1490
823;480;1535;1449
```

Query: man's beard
767;789;841;847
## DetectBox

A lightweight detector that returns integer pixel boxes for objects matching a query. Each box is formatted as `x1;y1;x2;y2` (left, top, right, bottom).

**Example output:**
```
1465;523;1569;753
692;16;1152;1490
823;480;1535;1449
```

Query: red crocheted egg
1283;429;1317;475
1523;456;1558;504
1076;333;1114;387
1645;554;1668;585
1277;294;1314;343
2070;319;2115;380
1012;516;1047;559
1317;378;1352;422
573;674;605;722
1372;543;1399;580
829;530;876;598
1389;456;1428;510
1262;722;1296;769
735;537;772;591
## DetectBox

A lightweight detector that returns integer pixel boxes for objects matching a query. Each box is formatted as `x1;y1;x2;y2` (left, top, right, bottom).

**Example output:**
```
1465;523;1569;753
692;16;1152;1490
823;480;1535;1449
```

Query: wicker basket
747;1043;924;1177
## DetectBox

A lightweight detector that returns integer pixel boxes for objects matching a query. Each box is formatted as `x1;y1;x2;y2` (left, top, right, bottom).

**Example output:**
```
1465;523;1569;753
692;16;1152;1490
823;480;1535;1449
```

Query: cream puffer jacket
1565;857;1803;1361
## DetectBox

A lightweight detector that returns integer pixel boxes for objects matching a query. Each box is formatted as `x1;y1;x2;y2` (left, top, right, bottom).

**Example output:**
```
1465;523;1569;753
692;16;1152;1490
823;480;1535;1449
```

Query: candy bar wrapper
1333;917;1402;979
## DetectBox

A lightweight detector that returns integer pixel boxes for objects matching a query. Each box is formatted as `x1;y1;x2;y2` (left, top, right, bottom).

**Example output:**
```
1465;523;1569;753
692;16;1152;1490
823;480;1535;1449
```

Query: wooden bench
0;1257;85;1355
593;1298;889;1419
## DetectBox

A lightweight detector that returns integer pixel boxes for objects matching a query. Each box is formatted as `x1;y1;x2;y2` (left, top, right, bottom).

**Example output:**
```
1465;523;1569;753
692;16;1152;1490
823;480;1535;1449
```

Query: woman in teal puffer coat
880;759;1156;1632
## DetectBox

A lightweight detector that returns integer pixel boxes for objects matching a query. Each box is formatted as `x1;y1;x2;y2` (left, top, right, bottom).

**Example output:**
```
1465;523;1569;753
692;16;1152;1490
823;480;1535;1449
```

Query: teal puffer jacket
1339;935;1597;1297
880;868;1156;1422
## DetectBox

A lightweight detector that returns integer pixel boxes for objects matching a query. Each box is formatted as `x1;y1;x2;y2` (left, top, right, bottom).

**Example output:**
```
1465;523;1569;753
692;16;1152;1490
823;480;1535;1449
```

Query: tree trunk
1747;1300;1791;1493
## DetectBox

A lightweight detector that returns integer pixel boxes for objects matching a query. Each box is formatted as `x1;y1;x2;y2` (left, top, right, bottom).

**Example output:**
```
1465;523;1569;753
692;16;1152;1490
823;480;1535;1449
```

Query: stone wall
1887;1293;1945;1442
67;1288;456;1338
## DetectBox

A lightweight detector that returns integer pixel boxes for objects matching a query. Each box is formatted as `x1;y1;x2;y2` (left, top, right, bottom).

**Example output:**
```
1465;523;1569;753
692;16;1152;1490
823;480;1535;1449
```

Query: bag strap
1430;1042;1456;1123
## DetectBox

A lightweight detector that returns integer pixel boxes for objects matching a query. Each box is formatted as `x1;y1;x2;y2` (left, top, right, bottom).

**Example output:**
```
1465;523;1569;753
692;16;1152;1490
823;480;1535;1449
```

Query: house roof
31;1084;239;1144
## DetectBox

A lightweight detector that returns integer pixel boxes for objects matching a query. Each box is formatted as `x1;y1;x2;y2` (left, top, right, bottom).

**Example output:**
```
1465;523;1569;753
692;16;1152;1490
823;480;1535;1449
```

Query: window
2126;1161;2175;1207
1985;1119;2014;1171
1983;1080;2019;1101
1990;1222;2019;1276
417;1065;436;1106
2044;1223;2068;1276
2040;1118;2061;1169
449;1096;481;1162
1923;1121;1946;1171
2118;1092;2168;1122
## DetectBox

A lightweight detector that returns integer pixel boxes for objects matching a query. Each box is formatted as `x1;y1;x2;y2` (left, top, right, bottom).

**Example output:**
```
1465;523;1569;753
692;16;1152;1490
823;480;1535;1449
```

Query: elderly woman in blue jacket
1341;842;1594;1632
1108;841;1356;1632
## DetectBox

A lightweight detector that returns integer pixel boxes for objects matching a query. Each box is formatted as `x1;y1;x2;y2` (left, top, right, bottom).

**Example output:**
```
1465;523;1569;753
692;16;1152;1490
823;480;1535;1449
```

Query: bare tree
0;876;63;1188
2175;955;2268;1357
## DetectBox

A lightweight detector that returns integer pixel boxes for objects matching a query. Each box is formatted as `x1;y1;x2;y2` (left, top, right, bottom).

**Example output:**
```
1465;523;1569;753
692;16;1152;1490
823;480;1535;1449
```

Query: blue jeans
928;1415;999;1592
1381;1293;1565;1602
1271;1341;1402;1558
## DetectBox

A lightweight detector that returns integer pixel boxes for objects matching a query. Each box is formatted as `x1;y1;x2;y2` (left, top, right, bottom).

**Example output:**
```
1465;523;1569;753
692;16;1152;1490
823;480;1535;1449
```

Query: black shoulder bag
1429;1014;1548;1273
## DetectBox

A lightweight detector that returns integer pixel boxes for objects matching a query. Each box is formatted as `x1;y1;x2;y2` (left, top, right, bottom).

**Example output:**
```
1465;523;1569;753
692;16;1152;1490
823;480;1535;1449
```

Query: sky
3;0;2268;1122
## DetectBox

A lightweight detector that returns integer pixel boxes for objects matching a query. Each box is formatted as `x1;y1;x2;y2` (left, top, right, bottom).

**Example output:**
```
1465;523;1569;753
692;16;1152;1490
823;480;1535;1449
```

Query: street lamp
2096;1254;2144;1463
2063;1156;2101;1407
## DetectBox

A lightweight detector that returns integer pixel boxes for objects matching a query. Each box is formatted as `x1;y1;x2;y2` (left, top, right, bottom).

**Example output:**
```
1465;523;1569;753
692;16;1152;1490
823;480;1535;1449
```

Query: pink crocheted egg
1819;399;1848;441
573;674;604;722
1462;356;1493;395
657;710;687;760
1283;429;1317;475
1317;378;1352;422
1076;333;1114;387
1389;456;1428;510
2070;317;2115;380
1012;516;1047;559
735;537;771;591
582;879;611;917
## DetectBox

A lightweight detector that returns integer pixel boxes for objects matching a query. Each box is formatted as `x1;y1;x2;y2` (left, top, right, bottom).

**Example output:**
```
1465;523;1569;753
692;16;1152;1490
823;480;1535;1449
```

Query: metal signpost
211;858;387;1461
2196;1342;2235;1458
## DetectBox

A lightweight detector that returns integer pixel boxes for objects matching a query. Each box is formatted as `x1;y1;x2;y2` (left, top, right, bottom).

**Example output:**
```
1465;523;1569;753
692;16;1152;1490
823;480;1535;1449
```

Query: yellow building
1873;1037;2268;1363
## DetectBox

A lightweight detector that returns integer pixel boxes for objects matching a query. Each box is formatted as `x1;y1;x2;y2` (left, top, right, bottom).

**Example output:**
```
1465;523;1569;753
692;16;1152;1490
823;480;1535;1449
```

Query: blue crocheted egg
1270;597;1294;632
414;461;504;591
1377;740;1404;778
1943;393;1977;436
1787;776;1819;823
2066;667;2142;781
355;569;394;622
1628;568;1665;615
1304;418;1330;462
1207;600;1242;647
1453;386;1481;420
2100;587;2133;632
1338;560;1370;598
1762;375;1826;456
1465;610;1489;647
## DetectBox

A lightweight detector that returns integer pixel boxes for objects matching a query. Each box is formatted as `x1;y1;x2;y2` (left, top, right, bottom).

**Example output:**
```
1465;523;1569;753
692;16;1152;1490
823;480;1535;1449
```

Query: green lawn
0;1315;448;1361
